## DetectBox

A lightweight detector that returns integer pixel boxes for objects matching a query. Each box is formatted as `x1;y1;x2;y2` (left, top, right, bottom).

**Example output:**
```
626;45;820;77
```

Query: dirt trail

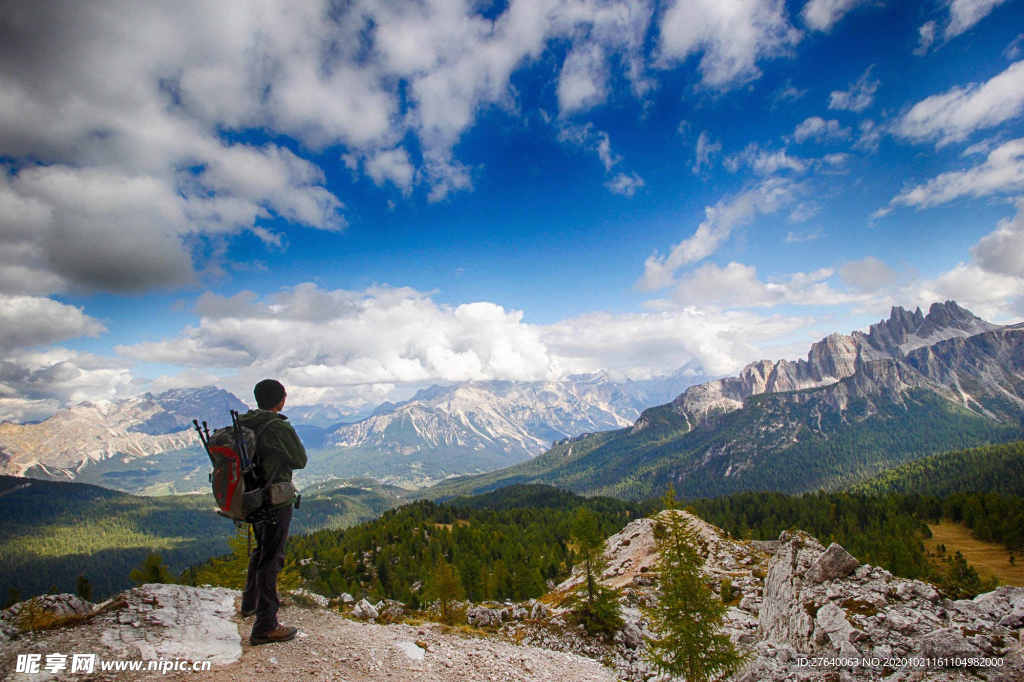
167;602;615;682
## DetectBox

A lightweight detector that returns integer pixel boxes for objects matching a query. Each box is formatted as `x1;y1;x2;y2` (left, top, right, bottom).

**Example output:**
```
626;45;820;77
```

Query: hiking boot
250;625;297;645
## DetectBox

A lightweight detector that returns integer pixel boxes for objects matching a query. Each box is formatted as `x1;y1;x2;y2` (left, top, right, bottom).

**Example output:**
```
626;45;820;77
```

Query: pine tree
643;489;745;682
425;559;464;624
568;507;623;638
75;574;93;601
129;552;176;585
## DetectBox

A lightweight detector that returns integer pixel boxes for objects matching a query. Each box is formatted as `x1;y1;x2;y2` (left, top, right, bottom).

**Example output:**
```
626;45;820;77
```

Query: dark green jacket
237;409;306;506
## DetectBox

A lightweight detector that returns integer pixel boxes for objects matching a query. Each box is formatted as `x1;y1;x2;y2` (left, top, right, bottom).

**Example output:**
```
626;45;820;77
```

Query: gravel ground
166;602;616;682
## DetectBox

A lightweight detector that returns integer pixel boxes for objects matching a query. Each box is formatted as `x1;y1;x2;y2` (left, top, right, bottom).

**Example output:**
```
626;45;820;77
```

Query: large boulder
806;543;859;583
351;598;378;621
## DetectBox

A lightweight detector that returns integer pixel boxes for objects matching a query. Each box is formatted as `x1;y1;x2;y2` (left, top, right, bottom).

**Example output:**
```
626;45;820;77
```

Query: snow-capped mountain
0;387;247;480
313;370;706;484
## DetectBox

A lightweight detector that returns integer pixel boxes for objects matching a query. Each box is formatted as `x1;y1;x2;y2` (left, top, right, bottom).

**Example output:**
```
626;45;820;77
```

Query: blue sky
1;0;1023;420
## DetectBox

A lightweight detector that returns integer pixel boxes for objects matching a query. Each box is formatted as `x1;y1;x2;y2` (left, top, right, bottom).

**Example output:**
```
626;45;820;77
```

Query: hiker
238;379;307;645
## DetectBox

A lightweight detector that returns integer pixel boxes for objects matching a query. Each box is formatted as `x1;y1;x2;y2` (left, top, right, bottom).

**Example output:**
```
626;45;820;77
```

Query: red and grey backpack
193;410;275;521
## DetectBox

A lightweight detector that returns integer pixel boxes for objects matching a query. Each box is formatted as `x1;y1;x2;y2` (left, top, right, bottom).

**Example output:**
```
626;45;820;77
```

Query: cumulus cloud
881;137;1024;211
605;172;645;197
802;0;870;32
829;66;879;112
693;131;722;174
945;0;1008;40
839;257;905;292
637;178;797;290
896;199;1024;323
793;117;851;143
541;306;813;377
364;147;416;194
0;0;671;294
558;43;608;115
893;60;1024;147
117;283;561;405
971;197;1024;277
670;262;860;309
657;0;801;89
0;295;106;353
0;348;133;423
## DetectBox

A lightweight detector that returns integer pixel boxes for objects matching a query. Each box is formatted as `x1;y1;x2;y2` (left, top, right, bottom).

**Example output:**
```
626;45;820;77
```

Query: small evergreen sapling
425;559;465;624
643;489;746;681
568;507;623;638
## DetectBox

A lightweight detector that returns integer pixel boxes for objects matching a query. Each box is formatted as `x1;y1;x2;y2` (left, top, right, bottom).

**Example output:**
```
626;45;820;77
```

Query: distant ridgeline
0;476;398;603
426;303;1024;502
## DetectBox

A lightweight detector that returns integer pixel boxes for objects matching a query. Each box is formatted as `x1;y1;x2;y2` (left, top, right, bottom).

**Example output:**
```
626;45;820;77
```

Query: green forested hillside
0;476;397;602
426;390;1022;501
191;485;640;605
851;441;1024;496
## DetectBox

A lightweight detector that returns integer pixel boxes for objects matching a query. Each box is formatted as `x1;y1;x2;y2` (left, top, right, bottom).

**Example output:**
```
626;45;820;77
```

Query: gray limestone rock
806;543;860;583
352;598;378;621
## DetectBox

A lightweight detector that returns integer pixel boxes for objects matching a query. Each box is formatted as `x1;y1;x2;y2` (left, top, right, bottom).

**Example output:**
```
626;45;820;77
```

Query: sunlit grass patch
925;522;1024;586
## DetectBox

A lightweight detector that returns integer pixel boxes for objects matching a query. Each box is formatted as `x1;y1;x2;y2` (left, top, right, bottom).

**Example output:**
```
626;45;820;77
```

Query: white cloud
657;0;801;89
0;0;669;293
726;144;808;175
788;202;822;223
883;137;1024;210
802;0;870;32
693;131;722;174
828;66;879;112
945;0;1008;40
909;263;1022;322
785;227;824;242
1006;34;1024;60
558;43;608;115
793;116;852;143
893;60;1024;147
117;283;561;406
541;306;813;377
854;119;882;152
915;21;938;56
839;257;904;292
670;262;859;309
605;172;645;197
637;178;797;290
971;197;1024;276
0;348;133;422
558;123;621;171
0;295;106;352
364;147;416;193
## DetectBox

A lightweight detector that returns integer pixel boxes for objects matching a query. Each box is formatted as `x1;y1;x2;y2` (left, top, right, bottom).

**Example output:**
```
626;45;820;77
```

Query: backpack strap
249;417;280;480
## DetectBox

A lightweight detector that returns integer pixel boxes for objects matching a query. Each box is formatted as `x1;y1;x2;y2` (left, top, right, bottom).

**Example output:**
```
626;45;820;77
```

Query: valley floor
926;522;1024;587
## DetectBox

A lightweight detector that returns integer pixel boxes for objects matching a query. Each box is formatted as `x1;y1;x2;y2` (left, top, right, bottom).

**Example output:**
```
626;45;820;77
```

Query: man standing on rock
238;379;307;645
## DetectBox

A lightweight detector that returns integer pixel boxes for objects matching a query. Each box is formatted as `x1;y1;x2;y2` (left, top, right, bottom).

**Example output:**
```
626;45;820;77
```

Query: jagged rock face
662;301;1020;430
512;512;1024;681
0;387;247;479
751;531;1024;680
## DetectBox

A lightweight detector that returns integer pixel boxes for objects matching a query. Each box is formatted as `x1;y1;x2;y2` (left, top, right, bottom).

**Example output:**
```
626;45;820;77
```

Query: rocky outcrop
498;511;1024;681
665;301;1015;429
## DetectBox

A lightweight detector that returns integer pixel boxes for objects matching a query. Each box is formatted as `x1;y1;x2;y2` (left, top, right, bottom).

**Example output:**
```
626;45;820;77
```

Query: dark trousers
241;504;292;635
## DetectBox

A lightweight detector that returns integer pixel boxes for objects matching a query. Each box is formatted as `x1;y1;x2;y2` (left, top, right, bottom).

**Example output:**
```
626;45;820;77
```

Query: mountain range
303;368;706;485
427;301;1024;500
0;367;705;492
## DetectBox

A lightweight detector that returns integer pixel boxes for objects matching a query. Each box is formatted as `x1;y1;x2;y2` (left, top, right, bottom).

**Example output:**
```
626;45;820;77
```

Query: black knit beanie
254;379;286;409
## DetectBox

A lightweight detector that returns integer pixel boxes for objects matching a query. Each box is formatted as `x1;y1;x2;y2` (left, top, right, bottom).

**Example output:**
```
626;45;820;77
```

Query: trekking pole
193;419;211;457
